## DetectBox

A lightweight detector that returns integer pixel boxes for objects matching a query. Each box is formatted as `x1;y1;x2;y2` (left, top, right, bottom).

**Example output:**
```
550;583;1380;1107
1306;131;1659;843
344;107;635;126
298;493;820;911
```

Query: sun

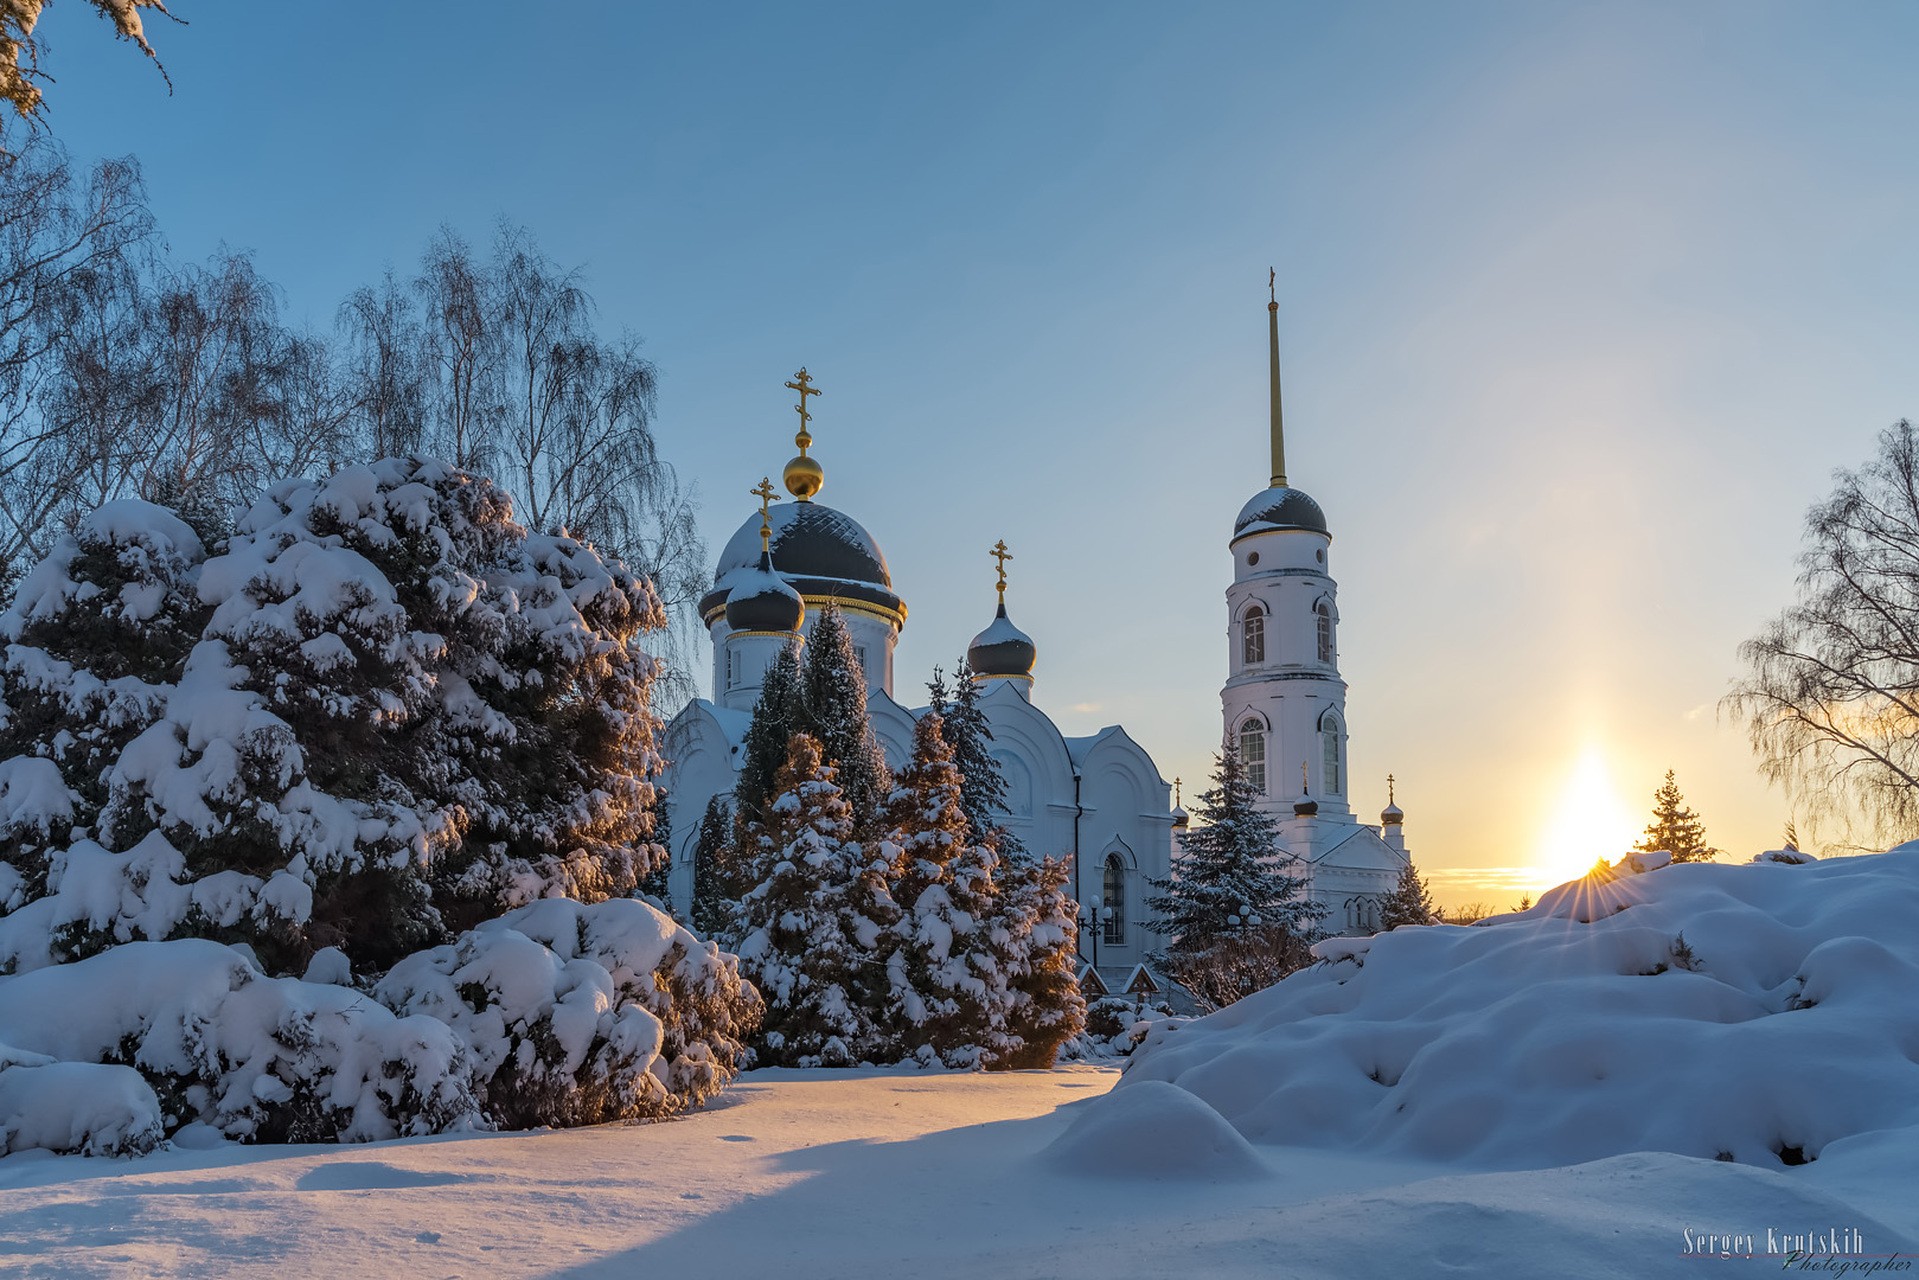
1535;747;1643;891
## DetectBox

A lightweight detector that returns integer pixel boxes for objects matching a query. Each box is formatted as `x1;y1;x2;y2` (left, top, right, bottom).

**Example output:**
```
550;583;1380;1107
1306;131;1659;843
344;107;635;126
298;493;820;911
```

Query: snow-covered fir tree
1378;859;1439;930
881;713;1015;1067
734;640;805;829
799;604;891;836
1634;770;1721;863
1148;747;1328;1010
731;734;899;1067
927;660;1025;861
689;793;737;937
995;853;1086;1068
0;466;762;1142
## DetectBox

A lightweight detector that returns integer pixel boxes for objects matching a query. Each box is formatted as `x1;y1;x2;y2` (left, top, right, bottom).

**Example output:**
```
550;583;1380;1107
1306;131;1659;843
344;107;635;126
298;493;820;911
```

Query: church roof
1232;485;1328;539
724;548;805;633
701;500;905;624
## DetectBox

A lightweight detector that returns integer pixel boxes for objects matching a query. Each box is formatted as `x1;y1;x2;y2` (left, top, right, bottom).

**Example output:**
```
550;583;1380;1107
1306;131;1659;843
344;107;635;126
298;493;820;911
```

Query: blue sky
32;1;1919;900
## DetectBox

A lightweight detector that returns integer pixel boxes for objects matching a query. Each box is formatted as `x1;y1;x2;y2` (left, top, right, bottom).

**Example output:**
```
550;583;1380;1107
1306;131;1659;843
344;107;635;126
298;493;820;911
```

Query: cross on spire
1174;777;1183;808
1387;773;1396;805
990;539;1012;604
752;477;777;553
1301;760;1310;795
784;367;822;450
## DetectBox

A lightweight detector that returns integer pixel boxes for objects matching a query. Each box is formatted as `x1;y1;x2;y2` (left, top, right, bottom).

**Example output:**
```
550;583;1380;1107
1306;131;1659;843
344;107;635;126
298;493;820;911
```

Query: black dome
724;550;805;633
701;500;906;625
1233;486;1329;539
967;602;1037;677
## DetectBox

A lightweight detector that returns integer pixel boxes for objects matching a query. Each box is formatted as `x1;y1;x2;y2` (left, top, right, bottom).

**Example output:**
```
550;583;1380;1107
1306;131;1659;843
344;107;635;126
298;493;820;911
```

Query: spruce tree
1634;770;1721;863
734;640;806;827
800;604;891;836
1147;747;1327;1009
928;660;1025;860
880;713;1011;1067
1378;859;1438;930
996;854;1087;1069
689;794;738;937
731;734;899;1066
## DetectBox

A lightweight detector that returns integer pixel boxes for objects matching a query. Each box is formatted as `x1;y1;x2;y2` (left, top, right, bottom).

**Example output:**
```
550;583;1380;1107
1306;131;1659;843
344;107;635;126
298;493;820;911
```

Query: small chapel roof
1233;484;1329;538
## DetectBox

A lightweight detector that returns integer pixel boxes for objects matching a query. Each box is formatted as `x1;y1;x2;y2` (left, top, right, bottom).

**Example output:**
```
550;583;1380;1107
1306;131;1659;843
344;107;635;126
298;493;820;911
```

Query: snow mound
0;1058;164;1156
1117;849;1919;1169
1043;1079;1268;1179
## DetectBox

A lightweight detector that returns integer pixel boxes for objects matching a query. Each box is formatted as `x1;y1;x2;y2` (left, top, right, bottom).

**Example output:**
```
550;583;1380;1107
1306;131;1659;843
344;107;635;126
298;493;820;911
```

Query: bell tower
1220;276;1350;819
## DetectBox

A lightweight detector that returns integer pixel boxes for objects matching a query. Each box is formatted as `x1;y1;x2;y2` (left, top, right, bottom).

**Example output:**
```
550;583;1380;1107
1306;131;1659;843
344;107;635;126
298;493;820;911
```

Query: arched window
1319;710;1343;796
1315;600;1334;664
1241;605;1265;666
1238;716;1267;794
1103;854;1126;945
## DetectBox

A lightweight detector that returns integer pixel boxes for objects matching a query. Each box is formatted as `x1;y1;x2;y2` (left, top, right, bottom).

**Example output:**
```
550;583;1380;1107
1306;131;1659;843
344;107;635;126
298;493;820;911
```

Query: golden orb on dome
783;453;824;500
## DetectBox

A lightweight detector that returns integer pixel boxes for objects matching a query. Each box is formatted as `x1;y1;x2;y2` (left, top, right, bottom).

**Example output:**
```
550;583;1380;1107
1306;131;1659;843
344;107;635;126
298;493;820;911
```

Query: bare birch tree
1728;420;1919;846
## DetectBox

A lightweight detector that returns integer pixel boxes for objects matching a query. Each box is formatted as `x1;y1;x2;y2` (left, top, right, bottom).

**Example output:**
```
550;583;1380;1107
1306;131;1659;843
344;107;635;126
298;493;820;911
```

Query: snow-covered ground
4;848;1916;1277
0;1062;1911;1278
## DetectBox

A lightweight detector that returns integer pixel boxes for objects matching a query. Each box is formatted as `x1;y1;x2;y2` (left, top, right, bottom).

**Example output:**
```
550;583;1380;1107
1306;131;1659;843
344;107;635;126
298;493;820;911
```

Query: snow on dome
1112;848;1919;1170
725;550;805;633
702;500;904;625
966;602;1037;678
1232;485;1329;539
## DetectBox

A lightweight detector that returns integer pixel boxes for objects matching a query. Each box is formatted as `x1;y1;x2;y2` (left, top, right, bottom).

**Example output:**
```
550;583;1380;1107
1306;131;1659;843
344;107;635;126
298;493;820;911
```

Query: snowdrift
1114;848;1919;1170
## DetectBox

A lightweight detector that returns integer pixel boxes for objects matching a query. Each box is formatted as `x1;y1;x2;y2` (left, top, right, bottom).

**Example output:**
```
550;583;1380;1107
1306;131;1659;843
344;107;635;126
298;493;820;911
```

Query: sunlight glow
1535;746;1642;891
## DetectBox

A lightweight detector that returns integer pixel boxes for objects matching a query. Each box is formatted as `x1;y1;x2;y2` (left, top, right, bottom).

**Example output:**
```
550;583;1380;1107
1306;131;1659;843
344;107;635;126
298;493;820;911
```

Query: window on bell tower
1315;600;1334;664
1238;716;1268;794
1242;606;1265;666
1319;710;1343;796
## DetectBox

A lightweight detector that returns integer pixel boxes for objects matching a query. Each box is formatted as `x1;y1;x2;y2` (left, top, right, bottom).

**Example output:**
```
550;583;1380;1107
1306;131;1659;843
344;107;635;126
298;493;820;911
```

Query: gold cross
1174;777;1182;808
1387;772;1396;805
752;477;777;552
990;539;1012;603
1301;760;1310;794
784;368;822;450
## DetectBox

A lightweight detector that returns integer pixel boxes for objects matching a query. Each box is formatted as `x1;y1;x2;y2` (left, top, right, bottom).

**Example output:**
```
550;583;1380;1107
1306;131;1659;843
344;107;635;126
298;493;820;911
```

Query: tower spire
1268;268;1287;488
781;368;825;501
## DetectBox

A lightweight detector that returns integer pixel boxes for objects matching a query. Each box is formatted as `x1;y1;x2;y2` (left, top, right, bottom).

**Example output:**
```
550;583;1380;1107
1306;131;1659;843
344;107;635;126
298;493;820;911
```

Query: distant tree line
0;135;705;697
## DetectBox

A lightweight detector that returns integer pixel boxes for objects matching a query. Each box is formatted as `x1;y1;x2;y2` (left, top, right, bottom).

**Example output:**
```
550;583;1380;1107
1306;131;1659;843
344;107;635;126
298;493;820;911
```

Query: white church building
659;372;1178;983
660;294;1413;975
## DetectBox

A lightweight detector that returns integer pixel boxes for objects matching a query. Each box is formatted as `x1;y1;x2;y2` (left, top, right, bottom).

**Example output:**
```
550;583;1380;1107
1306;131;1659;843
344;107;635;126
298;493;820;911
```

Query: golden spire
1301;760;1310;794
1268;268;1288;489
752;477;777;554
781;367;825;501
990;539;1012;606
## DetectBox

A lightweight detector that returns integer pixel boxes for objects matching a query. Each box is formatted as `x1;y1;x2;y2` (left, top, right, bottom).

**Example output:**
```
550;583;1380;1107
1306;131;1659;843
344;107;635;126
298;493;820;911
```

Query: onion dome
1381;774;1403;825
1293;793;1319;818
1233;485;1328;539
701;500;905;626
725;547;804;633
968;602;1037;677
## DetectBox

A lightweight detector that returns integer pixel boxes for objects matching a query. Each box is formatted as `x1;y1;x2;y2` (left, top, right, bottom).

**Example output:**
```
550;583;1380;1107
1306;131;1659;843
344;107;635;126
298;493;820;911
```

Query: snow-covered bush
376;897;759;1126
1113;847;1919;1170
0;939;482;1150
0;459;671;977
1060;996;1181;1062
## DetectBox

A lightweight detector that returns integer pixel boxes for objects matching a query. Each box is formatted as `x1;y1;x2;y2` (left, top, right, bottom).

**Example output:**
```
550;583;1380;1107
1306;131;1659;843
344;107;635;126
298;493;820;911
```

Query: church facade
659;372;1178;984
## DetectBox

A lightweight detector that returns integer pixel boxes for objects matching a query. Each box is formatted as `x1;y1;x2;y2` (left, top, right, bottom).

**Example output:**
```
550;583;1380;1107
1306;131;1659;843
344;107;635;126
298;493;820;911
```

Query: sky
27;1;1919;906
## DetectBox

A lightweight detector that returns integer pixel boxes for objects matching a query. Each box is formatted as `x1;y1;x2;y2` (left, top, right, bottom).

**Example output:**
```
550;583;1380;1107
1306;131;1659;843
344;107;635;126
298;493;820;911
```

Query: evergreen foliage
928;660;1025;861
1378;860;1439;930
734;641;806;827
689;794;738;937
731;735;899;1067
799;604;891;836
1634;770;1721;863
996;854;1087;1068
0;460;674;977
882;713;1014;1067
1147;747;1327;1010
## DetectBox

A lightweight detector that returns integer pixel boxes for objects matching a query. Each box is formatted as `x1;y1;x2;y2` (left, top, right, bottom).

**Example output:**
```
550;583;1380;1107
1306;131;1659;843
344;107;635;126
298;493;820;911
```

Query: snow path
0;1065;1911;1278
